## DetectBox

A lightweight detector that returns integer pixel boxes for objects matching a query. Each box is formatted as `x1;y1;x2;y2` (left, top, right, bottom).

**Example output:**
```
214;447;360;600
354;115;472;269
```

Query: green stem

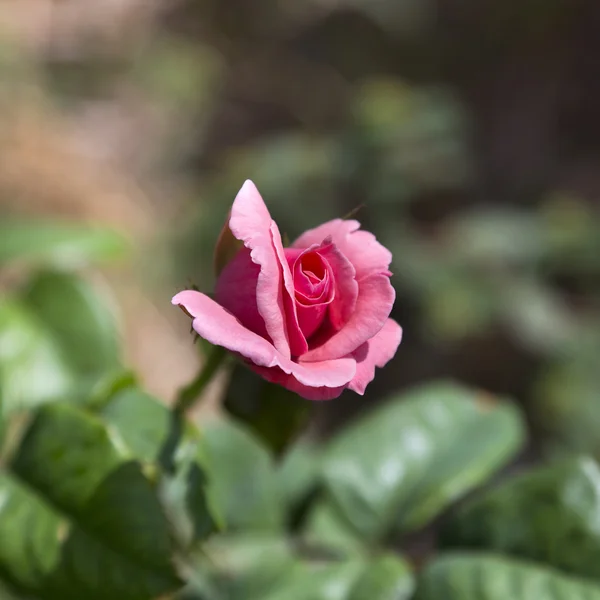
159;344;227;473
174;344;227;415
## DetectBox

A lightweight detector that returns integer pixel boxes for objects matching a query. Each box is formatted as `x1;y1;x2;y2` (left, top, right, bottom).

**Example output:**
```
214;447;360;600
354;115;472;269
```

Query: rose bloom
173;181;402;400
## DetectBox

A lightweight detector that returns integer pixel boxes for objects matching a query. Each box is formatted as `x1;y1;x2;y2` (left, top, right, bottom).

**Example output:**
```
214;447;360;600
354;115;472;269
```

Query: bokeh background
2;0;598;447
1;1;600;597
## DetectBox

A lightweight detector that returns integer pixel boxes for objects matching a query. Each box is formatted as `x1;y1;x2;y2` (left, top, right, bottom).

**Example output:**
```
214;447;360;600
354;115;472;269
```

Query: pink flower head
172;181;402;400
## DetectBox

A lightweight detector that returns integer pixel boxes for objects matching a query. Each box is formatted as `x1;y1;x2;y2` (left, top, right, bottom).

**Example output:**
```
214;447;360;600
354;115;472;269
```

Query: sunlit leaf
261;554;413;600
0;300;74;414
323;382;525;541
261;561;364;600
194;535;296;600
20;270;121;380
416;553;600;599
348;554;414;600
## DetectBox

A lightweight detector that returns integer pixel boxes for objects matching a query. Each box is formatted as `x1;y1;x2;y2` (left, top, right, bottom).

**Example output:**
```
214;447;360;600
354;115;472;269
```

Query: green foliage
441;455;600;580
187;535;297;600
0;271;122;415
259;556;413;600
0;390;219;600
416;553;600;599
1;214;599;600
20;270;121;380
0;299;74;414
322;382;525;541
0;220;128;269
185;537;413;600
0;229;219;599
533;333;600;460
202;420;285;532
0;402;182;599
4;1;600;596
223;363;313;455
302;500;365;558
0;221;125;417
277;440;321;512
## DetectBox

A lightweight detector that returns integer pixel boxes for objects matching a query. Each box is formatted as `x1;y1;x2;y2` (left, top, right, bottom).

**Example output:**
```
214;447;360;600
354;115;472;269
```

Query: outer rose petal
172;290;356;390
292;219;392;280
300;273;395;362
228;180;290;358
347;319;403;395
215;247;268;339
271;222;308;356
252;365;348;401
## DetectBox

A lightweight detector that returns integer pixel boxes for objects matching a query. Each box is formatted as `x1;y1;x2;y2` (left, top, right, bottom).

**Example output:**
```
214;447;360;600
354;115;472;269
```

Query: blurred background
2;0;598;450
1;1;600;598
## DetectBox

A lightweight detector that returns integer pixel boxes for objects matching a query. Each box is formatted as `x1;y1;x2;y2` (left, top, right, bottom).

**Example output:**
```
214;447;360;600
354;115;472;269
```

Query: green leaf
86;369;138;412
203;420;284;532
223;364;313;455
260;554;413;600
0;220;128;269
0;402;182;599
11;403;124;511
416;553;600;599
441;455;600;581
197;535;297;600
101;387;170;463
100;387;220;545
0;300;74;414
19;270;121;380
277;441;321;513
348;555;414;600
0;471;61;593
261;561;364;600
323;382;525;541
302;500;364;558
188;538;411;600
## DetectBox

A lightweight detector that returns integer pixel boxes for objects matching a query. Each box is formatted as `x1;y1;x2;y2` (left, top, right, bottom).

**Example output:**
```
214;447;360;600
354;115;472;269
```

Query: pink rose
172;180;402;400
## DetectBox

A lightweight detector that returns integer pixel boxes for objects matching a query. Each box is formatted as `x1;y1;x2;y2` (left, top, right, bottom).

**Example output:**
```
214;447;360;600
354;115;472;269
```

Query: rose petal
300;273;395;362
296;303;328;340
228;180;290;358
215;247;268;340
293;219;392;280
285;244;336;341
294;251;330;301
172;290;355;388
317;242;358;329
214;209;244;276
271;221;308;357
347;319;403;395
252;365;348;401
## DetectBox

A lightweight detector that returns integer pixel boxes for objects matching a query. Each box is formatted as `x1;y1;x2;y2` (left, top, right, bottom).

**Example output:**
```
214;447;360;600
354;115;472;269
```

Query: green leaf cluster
3;218;600;600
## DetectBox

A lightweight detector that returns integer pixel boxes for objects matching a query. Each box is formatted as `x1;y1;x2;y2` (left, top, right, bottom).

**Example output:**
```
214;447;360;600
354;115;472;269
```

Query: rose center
294;251;331;305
